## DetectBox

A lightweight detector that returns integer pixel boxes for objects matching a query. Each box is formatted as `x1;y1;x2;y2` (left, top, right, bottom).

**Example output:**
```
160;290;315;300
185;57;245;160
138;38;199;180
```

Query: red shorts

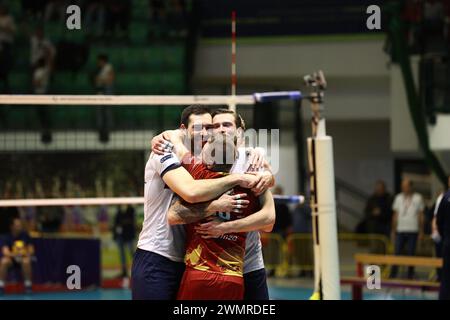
177;268;244;300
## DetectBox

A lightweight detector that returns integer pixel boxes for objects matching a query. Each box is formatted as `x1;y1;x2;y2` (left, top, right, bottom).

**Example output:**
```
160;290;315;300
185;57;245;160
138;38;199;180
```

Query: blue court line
0;286;437;300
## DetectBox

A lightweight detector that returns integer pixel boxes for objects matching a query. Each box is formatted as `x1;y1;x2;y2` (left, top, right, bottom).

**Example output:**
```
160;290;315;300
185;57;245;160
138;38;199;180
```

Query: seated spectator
33;57;52;143
84;0;107;38
167;0;188;38
21;0;47;20
105;0;131;39
44;0;70;22
37;179;64;233
0;181;20;238
0;218;34;295
0;4;16;93
94;54;115;142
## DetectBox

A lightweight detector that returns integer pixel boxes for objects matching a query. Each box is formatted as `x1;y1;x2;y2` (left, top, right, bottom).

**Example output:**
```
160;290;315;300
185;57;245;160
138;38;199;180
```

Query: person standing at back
390;178;425;279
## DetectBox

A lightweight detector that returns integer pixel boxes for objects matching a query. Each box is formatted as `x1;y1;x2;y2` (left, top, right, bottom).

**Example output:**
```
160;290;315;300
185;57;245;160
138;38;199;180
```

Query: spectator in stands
94;54;115;142
167;0;188;38
0;181;20;238
0;4;16;93
21;0;47;20
84;0;107;38
44;0;70;23
149;0;165;21
105;0;131;39
0;218;34;295
431;175;450;281
33;57;53;143
30;26;55;143
363;180;393;236
113;203;136;278
30;26;56;72
20;190;38;232
436;174;450;300
147;0;166;39
424;0;445;29
390;178;425;279
95;178;110;233
95;54;115;94
62;181;85;232
32;58;51;94
272;185;292;239
36;179;64;233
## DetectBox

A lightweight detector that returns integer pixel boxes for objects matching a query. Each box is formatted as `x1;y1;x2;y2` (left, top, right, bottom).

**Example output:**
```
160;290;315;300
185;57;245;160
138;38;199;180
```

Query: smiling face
212;113;237;136
186;113;213;140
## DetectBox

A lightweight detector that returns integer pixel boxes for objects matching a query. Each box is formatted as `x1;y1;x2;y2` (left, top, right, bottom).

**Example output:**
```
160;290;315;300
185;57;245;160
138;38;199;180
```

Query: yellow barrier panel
260;233;285;269
282;233;390;276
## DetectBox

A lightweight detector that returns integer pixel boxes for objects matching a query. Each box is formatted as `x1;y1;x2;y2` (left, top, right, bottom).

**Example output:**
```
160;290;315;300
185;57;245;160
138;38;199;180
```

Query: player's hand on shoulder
151;132;173;155
247;147;265;171
251;171;275;196
238;172;260;189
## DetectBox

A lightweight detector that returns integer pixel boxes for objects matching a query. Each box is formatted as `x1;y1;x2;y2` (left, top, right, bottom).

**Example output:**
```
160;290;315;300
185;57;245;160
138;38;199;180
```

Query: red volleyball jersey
182;157;260;277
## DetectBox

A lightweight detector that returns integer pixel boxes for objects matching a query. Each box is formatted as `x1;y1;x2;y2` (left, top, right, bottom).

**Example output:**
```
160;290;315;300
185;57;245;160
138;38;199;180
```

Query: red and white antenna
229;10;237;112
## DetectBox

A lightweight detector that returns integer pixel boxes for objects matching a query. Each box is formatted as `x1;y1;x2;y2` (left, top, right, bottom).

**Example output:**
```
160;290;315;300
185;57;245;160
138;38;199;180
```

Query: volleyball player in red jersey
172;134;275;300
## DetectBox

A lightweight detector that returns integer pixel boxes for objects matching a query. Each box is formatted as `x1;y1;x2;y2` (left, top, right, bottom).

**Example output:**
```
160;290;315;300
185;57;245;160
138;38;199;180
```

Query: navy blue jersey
3;231;32;255
437;190;450;245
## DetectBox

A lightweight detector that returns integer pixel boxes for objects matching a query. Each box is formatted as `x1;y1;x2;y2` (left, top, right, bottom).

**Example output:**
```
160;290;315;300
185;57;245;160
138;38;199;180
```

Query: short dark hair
97;54;108;62
211;108;245;131
180;105;210;127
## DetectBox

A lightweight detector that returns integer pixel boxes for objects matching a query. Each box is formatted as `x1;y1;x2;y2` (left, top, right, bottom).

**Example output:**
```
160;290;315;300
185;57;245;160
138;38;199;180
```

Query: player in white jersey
131;106;260;300
152;107;275;300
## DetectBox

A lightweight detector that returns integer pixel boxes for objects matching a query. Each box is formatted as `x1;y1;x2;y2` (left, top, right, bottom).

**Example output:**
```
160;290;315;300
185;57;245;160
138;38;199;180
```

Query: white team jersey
231;147;266;274
137;152;186;262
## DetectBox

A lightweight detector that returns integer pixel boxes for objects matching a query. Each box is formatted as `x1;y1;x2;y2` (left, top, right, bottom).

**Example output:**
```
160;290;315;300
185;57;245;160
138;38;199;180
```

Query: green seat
10;73;30;94
163;46;184;70
107;47;124;70
139;73;162;94
14;46;30;71
50;106;68;129
163;106;184;127
6;107;28;129
64;28;85;44
146;46;165;71
52;72;78;93
72;74;92;94
129;22;148;45
161;72;184;94
116;73;141;94
44;22;64;42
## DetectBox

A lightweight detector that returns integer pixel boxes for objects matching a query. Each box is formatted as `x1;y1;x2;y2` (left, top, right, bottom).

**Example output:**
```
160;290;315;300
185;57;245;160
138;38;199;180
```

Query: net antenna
229;10;237;112
303;70;327;137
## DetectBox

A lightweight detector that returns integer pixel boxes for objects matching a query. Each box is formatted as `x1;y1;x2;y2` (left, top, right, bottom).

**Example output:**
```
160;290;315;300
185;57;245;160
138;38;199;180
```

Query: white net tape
0;195;304;207
0;95;255;106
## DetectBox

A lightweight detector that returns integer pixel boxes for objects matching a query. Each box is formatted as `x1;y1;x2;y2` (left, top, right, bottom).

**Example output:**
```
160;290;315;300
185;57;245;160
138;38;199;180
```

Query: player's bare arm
162;166;259;203
167;193;249;225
